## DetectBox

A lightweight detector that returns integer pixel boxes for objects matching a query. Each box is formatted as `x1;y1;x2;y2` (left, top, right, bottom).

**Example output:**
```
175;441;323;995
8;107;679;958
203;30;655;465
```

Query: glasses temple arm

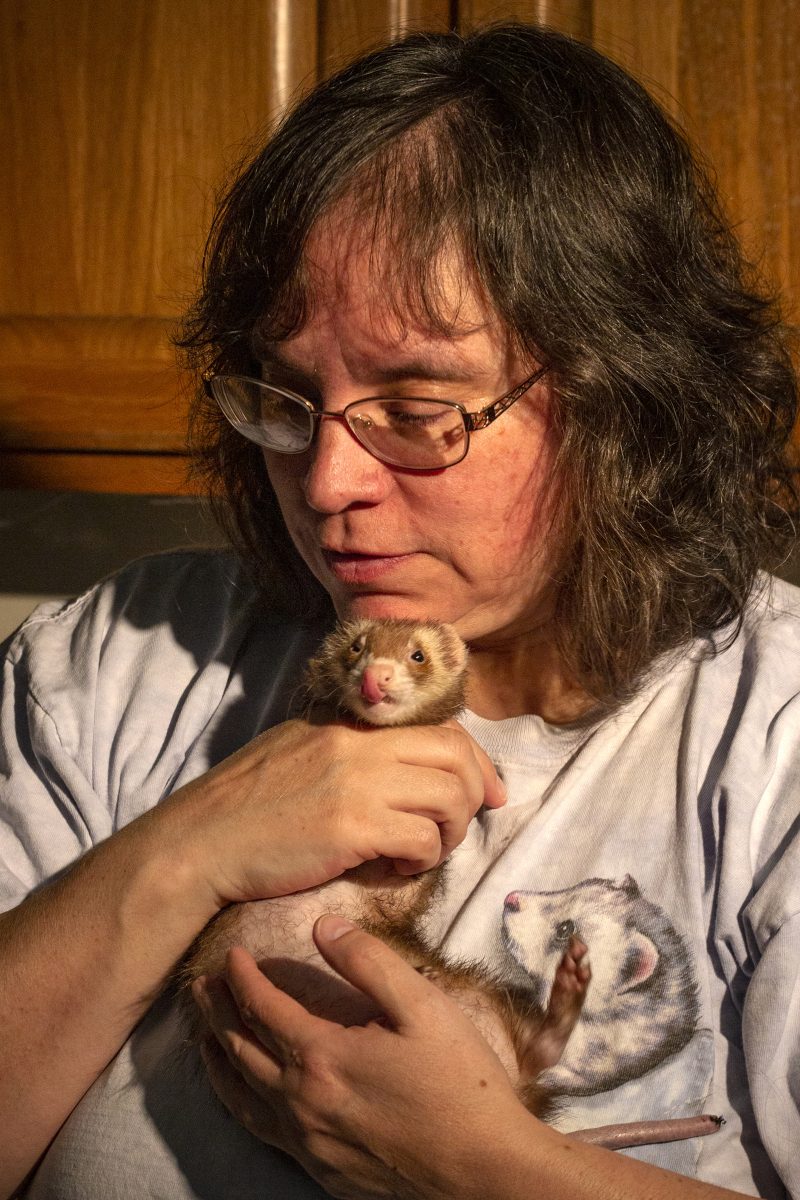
463;366;549;432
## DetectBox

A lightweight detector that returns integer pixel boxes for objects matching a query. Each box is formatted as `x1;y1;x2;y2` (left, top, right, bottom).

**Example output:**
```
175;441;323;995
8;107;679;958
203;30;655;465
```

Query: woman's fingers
311;916;444;1032
170;716;505;906
195;931;525;1200
193;963;286;1086
440;719;507;812
394;723;505;819
379;725;505;869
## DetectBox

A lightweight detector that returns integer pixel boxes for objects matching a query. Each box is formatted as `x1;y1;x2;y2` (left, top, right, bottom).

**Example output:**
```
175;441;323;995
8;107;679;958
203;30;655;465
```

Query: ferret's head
310;618;468;726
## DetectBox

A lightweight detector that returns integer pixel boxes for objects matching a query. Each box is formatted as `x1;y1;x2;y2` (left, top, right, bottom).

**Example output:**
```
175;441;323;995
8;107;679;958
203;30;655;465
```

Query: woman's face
262;230;563;647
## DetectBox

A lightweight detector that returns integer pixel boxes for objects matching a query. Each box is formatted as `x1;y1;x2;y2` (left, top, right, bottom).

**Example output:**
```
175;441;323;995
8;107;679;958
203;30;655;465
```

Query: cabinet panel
1;1;315;318
593;0;800;310
0;452;192;494
320;0;450;75
0;0;314;491
457;0;591;37
0;318;186;451
2;1;798;491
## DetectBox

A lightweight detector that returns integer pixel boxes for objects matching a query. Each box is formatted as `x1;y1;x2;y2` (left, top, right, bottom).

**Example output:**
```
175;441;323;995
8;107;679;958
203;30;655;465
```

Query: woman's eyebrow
256;351;317;389
258;347;483;386
372;359;482;384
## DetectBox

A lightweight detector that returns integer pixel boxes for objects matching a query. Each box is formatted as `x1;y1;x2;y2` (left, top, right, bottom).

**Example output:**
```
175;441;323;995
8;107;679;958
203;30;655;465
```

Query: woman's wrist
454;1106;565;1200
116;791;228;950
459;1107;751;1200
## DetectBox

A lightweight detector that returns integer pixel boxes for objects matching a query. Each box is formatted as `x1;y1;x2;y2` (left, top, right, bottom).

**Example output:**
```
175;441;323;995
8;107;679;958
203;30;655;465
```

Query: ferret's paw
555;936;591;992
517;951;589;1076
550;937;591;1015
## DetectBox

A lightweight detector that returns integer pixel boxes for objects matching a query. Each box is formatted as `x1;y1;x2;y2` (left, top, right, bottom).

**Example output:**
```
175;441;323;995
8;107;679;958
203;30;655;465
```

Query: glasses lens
348;399;467;468
210;377;313;452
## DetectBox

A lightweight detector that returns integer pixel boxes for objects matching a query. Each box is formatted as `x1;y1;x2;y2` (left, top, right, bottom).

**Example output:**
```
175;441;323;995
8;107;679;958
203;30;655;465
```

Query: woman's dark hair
179;22;799;705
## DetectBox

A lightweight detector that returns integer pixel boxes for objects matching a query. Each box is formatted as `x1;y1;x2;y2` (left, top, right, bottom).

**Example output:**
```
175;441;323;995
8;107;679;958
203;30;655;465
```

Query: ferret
302;616;468;726
182;618;722;1150
503;877;701;1095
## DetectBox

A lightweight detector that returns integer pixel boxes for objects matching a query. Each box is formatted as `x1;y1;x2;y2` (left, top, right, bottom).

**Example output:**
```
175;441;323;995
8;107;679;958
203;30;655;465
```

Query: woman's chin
335;592;456;626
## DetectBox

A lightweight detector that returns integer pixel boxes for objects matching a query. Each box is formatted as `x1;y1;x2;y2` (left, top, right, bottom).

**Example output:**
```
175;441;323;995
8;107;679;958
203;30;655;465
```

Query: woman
1;23;798;1199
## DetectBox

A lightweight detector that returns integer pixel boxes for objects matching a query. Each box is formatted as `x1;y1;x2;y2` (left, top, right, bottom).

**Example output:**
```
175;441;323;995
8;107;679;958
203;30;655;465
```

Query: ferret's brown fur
304;617;468;726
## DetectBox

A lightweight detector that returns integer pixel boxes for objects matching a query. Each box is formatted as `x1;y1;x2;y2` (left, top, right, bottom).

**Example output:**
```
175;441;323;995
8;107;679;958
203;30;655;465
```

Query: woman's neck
465;633;595;724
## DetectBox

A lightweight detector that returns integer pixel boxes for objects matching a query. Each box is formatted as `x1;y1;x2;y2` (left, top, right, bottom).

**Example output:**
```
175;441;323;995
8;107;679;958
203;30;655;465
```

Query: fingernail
317;915;356;941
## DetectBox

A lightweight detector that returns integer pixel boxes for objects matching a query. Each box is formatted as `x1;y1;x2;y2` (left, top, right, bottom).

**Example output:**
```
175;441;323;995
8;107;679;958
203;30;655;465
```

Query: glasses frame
202;363;549;471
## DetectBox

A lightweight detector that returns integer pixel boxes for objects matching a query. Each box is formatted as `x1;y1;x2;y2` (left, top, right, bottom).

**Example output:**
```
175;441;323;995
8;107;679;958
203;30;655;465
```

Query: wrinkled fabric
1;552;798;1198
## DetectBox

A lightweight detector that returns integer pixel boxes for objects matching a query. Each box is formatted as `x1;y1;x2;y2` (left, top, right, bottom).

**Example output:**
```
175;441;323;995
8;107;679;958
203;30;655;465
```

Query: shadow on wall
0;490;224;639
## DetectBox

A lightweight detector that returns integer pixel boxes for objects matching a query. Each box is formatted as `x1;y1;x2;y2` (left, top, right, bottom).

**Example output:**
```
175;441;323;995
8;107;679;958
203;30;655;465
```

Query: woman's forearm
0;806;218;1197
0;716;499;1196
477;1112;751;1200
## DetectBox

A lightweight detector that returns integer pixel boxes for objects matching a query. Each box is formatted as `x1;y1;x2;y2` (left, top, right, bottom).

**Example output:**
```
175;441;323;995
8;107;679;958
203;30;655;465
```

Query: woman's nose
302;414;394;513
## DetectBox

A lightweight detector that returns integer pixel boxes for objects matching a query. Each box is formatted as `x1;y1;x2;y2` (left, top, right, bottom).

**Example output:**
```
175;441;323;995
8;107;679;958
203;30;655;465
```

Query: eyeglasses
203;365;548;471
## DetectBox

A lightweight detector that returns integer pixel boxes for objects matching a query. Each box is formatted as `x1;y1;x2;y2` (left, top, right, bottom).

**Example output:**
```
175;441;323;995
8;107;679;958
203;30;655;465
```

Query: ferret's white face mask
262;218;563;652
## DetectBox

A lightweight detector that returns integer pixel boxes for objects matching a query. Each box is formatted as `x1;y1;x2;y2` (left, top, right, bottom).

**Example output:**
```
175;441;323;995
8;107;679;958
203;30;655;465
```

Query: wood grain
0;452;194;495
458;0;591;37
319;0;451;77
0;318;189;452
679;0;800;311
591;1;681;115
593;0;800;316
0;0;316;491
2;0;798;492
0;0;314;319
268;0;319;112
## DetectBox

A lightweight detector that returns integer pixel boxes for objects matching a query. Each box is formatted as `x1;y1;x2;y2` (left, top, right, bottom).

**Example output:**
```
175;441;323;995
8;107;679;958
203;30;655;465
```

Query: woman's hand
192;915;531;1200
192;922;754;1200
157;718;505;909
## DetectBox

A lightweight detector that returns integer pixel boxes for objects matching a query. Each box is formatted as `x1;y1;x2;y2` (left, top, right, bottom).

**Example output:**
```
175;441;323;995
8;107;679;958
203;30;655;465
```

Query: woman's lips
322;550;415;585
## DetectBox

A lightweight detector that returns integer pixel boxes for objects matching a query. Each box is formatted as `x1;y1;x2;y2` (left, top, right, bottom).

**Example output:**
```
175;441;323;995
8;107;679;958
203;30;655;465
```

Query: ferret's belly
187;874;386;1024
183;868;521;1083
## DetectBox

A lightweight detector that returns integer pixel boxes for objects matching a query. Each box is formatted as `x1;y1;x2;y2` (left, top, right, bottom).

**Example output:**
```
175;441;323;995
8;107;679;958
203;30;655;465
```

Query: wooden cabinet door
2;1;797;492
0;0;317;492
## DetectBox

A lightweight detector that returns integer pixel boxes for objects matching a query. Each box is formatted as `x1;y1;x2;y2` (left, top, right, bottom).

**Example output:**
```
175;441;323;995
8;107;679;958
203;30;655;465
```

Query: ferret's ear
339;616;370;642
438;623;469;671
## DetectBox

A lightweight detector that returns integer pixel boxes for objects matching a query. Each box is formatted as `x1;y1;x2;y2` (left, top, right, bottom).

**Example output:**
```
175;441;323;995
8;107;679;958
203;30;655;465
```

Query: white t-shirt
1;550;799;1199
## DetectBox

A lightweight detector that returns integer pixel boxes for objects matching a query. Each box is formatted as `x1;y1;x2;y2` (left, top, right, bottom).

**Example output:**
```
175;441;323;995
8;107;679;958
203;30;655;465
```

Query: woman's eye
410;649;426;663
388;408;446;428
555;919;575;941
380;399;452;428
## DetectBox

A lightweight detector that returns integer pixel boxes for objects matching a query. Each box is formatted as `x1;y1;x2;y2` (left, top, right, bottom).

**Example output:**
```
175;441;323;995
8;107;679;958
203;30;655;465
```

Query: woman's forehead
297;209;497;343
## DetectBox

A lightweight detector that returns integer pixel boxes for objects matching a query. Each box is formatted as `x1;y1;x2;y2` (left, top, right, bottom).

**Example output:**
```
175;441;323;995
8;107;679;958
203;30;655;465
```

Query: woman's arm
0;718;502;1198
193;917;757;1200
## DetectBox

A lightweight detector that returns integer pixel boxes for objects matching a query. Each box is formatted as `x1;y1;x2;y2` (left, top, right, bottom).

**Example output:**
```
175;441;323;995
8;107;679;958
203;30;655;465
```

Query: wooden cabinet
0;0;321;492
2;1;798;492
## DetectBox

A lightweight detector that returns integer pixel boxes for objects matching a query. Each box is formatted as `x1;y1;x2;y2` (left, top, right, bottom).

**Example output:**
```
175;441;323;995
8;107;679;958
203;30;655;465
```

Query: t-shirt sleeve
743;911;800;1197
0;621;113;911
696;585;800;1195
740;794;800;1199
0;551;318;916
728;669;800;1197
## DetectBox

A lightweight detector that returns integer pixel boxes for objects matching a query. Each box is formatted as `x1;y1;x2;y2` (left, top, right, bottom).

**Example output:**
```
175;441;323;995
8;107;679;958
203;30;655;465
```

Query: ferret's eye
350;639;364;654
410;649;426;663
555;919;575;941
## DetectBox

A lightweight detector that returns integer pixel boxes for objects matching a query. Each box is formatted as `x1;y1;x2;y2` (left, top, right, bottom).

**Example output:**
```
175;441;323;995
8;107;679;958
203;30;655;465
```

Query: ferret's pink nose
505;892;521;911
360;665;390;704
